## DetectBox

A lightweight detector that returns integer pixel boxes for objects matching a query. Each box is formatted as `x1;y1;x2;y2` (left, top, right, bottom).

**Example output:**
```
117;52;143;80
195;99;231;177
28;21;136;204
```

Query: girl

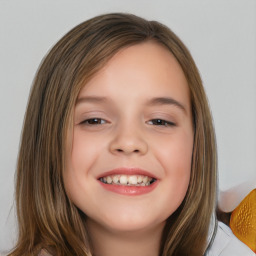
8;13;254;256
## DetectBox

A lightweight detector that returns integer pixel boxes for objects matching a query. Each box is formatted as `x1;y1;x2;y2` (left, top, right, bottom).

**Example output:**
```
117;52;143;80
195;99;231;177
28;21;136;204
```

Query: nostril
115;148;140;153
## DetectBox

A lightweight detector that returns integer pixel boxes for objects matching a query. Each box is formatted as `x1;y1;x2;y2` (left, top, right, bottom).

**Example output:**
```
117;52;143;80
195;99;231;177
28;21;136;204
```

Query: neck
86;220;165;256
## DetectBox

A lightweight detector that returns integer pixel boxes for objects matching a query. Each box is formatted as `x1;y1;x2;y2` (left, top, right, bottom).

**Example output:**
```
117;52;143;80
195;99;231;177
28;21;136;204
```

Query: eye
80;118;107;125
148;119;175;127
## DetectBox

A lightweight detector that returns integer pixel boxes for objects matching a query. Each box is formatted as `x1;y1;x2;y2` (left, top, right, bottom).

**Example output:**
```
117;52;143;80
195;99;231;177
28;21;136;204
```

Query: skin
64;41;194;256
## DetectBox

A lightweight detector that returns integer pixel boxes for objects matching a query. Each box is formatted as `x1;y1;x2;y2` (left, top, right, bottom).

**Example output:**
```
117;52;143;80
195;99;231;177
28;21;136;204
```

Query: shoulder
206;221;255;256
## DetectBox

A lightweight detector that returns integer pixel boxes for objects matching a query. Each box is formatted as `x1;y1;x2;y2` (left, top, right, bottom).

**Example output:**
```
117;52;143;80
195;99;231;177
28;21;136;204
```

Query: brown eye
148;119;175;127
81;118;106;125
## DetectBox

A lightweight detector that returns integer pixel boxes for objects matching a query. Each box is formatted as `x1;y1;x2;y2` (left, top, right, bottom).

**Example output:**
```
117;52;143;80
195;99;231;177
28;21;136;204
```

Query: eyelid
79;118;108;125
146;111;177;127
75;109;110;123
147;118;176;127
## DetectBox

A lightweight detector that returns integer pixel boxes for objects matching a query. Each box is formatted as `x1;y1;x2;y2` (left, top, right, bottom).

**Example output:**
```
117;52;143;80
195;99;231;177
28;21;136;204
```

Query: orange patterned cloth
230;189;256;253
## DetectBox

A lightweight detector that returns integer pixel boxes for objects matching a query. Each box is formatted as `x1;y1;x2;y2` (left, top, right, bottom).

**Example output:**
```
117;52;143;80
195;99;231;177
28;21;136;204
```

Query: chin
88;207;166;234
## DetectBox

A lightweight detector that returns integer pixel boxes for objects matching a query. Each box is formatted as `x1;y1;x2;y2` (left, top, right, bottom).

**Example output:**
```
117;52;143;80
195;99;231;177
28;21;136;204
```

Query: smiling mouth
99;174;156;186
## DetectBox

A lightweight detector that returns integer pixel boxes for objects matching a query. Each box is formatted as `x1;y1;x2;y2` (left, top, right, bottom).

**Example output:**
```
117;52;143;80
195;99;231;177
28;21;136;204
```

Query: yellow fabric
230;189;256;253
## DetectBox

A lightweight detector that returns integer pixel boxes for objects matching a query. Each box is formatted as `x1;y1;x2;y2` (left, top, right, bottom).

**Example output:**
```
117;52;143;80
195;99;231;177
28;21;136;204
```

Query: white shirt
206;221;255;256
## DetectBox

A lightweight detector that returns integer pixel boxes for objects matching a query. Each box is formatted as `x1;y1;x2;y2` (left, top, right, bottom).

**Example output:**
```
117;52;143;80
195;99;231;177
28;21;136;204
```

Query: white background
0;0;255;252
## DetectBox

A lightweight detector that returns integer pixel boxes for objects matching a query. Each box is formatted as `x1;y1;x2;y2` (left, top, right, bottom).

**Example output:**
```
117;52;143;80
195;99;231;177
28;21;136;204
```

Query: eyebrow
76;96;186;113
147;97;187;113
75;96;108;106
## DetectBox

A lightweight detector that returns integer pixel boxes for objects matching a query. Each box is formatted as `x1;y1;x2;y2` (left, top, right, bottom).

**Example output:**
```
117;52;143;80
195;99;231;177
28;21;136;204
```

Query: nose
109;124;148;156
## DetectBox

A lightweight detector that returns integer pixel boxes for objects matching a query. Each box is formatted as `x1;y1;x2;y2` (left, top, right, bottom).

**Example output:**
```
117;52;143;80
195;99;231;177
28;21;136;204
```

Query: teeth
128;175;137;185
120;175;128;185
137;175;143;183
100;174;155;186
113;175;119;184
143;176;148;184
106;176;112;184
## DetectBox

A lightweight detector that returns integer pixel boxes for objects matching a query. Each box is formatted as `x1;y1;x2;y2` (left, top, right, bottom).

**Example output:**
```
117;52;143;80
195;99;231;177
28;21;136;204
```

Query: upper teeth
100;175;155;186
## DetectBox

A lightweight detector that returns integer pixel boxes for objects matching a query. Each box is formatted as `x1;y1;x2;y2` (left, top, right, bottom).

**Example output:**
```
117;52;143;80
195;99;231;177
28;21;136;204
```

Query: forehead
101;41;187;86
78;41;190;110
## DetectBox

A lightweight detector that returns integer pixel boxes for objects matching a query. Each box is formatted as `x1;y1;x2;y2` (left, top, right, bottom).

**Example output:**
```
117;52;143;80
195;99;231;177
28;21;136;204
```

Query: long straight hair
9;13;217;256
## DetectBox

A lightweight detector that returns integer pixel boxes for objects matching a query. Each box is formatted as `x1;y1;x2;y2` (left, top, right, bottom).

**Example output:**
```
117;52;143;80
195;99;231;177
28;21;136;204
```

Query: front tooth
128;175;138;185
120;175;128;185
106;176;112;184
137;175;143;183
143;176;149;184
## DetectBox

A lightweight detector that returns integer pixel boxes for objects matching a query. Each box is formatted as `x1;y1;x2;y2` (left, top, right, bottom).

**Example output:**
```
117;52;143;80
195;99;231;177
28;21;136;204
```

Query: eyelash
80;118;107;125
80;118;175;127
147;119;176;127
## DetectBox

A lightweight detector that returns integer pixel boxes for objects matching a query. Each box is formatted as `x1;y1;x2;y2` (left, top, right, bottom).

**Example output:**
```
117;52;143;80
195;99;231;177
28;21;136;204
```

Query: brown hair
9;13;217;256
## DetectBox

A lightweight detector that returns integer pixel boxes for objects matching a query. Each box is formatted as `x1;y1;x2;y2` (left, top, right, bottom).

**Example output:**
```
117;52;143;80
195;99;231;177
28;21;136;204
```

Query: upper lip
97;167;158;180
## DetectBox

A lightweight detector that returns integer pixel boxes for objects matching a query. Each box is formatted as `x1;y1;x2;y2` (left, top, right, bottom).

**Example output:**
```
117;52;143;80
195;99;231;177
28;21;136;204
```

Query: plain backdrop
0;0;255;252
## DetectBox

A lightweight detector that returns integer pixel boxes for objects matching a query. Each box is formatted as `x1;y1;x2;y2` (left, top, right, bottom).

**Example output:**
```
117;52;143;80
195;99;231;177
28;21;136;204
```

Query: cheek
154;131;193;207
155;130;193;173
64;131;102;202
71;130;104;170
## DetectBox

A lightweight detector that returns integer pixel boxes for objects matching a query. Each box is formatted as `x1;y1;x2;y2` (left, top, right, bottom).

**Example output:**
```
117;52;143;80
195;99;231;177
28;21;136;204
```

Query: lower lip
98;180;158;196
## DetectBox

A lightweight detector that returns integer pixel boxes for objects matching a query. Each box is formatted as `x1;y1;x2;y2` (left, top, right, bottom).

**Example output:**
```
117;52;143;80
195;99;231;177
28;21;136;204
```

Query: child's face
64;41;194;233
